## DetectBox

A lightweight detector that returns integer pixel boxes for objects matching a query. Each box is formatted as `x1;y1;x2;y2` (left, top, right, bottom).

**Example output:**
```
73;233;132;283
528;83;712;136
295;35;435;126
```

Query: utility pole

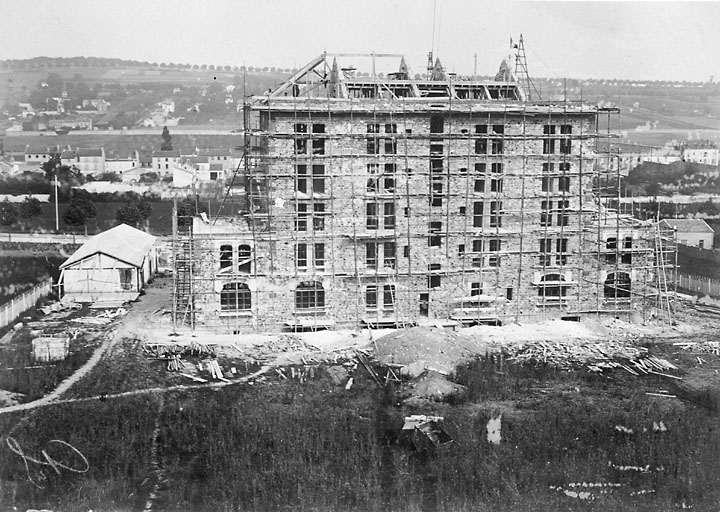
54;168;59;231
473;53;477;79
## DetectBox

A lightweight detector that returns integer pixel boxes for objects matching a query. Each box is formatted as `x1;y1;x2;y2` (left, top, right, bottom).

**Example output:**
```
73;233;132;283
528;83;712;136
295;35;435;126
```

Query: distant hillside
0;57;294;106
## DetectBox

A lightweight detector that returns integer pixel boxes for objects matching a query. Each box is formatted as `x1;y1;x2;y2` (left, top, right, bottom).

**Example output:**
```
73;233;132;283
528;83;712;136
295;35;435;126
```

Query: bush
139;172;159;184
96;172;122;183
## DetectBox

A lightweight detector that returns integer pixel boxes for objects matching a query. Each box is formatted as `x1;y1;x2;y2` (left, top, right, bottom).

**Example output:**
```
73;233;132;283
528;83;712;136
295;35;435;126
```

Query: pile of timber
166;354;188;372
504;339;681;379
144;342;216;358
505;339;648;369
69;316;113;326
673;341;720;355
588;355;679;378
203;360;230;382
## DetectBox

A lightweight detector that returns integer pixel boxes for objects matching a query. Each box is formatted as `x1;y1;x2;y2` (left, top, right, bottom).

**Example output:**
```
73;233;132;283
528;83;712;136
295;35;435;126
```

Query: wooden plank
648;370;683;381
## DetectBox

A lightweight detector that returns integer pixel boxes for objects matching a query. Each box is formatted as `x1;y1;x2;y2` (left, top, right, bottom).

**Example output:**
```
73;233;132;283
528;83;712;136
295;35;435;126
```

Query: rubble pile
246;334;320;362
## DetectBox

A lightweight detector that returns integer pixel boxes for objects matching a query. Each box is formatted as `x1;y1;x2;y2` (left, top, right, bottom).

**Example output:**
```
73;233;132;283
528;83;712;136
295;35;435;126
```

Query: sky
1;0;719;82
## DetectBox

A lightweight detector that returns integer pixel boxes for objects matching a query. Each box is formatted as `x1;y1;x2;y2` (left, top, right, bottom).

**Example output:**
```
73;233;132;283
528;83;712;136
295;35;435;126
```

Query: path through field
0;283;273;416
0;282;171;415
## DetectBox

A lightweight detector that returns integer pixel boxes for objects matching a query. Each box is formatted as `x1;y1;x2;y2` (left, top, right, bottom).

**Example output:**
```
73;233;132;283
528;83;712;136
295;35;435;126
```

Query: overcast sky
2;0;718;82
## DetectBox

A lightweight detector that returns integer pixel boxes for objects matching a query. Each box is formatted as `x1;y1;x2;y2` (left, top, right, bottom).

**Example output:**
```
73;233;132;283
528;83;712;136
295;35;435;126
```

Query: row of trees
0;198;42;225
1;57;297;74
0;193;153;229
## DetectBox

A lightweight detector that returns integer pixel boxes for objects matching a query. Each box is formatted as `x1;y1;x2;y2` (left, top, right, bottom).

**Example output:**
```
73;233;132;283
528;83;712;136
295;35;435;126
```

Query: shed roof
660;218;715;234
60;224;156;269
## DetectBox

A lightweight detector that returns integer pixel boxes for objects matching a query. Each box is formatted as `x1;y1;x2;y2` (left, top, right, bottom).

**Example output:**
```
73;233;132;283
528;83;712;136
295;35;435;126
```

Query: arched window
604;272;631;299
538;273;567;298
220;283;251;311
295;281;325;310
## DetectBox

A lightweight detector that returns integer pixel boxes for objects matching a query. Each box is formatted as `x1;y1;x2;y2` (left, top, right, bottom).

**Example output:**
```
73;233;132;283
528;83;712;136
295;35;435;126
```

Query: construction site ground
2;275;720;511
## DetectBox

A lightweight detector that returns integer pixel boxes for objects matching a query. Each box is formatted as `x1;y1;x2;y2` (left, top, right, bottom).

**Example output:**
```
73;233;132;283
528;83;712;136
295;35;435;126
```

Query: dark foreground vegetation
1;342;719;511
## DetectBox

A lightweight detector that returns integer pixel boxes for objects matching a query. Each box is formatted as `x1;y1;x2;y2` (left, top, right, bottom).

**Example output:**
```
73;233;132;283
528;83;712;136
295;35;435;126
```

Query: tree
0;201;19;226
19;197;42;217
161;126;173;151
62;191;96;227
42;153;61;176
116;202;152;228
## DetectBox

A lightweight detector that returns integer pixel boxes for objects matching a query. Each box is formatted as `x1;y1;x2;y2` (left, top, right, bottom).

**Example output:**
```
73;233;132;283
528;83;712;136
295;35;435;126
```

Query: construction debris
402;415;453;448
144;342;216;358
204;360;230;382
505;339;647;370
69;316;113;326
32;334;70;362
500;339;682;380
180;373;208;383
39;301;82;316
674;341;720;355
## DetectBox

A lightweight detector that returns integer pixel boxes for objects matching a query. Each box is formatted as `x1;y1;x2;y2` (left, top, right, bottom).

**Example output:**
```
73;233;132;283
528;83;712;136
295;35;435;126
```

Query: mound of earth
401;370;467;403
0;389;25;407
375;327;490;375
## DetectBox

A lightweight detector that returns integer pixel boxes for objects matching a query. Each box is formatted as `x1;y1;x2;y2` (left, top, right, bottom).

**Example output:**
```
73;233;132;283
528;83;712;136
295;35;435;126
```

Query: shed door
119;269;133;290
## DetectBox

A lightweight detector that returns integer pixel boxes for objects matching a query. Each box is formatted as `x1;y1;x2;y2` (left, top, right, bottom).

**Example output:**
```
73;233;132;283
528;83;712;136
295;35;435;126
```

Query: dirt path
0;281;174;416
0;365;271;415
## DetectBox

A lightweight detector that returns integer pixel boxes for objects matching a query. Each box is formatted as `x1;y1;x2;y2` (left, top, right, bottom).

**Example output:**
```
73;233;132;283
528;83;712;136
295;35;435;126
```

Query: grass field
0;326;100;402
1;339;719;511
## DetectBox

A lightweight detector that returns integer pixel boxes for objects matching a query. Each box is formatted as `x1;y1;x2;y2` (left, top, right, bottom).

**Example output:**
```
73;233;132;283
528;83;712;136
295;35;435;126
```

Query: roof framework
267;53;525;102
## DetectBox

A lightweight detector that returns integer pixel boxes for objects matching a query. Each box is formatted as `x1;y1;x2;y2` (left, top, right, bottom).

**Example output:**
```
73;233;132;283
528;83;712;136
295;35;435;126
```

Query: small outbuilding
659;219;715;249
59;224;157;303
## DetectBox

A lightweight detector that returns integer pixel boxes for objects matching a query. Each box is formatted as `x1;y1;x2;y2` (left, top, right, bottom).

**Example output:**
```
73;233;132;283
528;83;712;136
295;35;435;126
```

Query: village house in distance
174;48;676;333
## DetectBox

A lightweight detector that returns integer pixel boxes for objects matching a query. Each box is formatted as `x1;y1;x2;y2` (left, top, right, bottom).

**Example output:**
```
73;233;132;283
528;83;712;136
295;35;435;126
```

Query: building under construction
173;47;675;333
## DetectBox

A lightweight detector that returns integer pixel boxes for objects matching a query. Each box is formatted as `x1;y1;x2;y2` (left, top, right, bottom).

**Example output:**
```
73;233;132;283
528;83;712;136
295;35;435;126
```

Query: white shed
59;224;157;302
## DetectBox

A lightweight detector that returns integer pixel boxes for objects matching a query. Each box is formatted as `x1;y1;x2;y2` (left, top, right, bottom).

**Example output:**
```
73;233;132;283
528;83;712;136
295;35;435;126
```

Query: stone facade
179;57;663;333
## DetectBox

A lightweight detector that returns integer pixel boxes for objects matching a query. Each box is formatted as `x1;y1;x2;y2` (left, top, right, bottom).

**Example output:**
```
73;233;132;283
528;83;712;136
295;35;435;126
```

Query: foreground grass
0;328;99;402
1;353;719;511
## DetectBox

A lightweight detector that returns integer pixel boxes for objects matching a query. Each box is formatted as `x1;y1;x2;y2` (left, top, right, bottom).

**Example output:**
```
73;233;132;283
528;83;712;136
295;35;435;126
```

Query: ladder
654;222;673;325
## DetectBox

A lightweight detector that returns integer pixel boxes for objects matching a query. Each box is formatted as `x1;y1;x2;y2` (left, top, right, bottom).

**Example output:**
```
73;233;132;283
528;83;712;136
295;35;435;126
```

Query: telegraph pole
54;169;59;231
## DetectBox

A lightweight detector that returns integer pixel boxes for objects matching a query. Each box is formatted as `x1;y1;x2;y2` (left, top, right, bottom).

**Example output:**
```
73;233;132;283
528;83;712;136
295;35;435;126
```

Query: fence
0;233;89;244
0;278;53;330
675;273;720;299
